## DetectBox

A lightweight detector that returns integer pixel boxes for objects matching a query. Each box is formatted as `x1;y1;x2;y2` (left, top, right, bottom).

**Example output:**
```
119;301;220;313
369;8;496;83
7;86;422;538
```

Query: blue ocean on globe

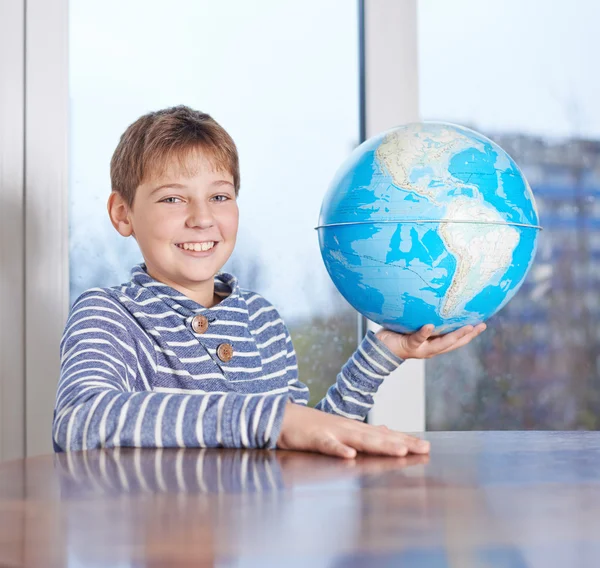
317;122;541;334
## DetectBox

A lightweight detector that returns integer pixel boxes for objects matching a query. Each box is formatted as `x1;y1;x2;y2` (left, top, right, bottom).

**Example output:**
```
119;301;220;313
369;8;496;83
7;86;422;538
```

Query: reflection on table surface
1;431;600;567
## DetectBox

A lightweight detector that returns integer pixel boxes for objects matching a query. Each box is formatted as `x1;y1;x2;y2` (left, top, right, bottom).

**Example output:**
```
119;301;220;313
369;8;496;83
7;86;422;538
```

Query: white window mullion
362;0;425;432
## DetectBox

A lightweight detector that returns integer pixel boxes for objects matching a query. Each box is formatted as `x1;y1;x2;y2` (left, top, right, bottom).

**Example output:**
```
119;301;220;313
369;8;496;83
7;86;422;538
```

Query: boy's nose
185;204;215;229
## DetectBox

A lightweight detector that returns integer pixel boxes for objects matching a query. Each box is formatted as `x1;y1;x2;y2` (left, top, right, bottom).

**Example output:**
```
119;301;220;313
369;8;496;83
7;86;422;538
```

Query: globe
317;122;541;335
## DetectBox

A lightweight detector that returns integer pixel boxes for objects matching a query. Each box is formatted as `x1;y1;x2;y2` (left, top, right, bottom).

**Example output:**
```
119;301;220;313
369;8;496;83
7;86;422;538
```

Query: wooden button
191;315;209;334
217;343;234;362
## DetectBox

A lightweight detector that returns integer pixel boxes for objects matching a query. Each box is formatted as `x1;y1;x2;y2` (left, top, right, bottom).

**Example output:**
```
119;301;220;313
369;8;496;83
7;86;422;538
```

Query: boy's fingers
473;323;487;335
375;426;429;454
435;324;486;355
427;325;473;353
320;420;430;459
318;436;357;459
435;333;476;355
407;324;435;347
401;435;431;454
349;431;409;457
443;325;474;344
433;331;475;354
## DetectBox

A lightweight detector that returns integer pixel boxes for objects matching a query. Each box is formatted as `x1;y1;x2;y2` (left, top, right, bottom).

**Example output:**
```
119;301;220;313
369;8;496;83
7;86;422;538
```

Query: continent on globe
439;196;520;319
375;124;488;204
317;122;541;334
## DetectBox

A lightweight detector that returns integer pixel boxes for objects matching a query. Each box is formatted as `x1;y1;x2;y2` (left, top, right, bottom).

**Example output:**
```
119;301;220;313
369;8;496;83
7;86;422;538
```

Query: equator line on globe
317;122;541;335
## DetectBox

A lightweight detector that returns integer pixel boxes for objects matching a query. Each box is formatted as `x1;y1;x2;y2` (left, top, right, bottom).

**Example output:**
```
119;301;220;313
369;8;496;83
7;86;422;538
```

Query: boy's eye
160;197;183;204
212;195;231;202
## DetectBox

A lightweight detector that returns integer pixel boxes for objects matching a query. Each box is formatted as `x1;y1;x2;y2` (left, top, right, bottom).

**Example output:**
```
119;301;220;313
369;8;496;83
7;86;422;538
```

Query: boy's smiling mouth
175;241;217;252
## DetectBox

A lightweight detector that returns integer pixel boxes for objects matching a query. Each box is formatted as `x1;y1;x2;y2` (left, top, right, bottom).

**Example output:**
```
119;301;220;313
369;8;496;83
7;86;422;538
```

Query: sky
418;0;600;139
69;0;598;322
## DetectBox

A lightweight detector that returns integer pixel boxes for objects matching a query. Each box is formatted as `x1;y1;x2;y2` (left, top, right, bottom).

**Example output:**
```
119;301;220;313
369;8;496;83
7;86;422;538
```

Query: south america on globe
317;122;541;334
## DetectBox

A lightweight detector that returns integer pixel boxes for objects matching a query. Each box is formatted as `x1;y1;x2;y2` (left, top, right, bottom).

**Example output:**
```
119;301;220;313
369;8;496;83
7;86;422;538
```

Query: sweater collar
129;263;243;319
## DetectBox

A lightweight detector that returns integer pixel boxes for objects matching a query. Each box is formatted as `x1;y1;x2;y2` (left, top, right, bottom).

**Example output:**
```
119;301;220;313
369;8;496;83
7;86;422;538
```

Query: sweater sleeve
53;290;289;452
314;330;404;420
281;311;403;419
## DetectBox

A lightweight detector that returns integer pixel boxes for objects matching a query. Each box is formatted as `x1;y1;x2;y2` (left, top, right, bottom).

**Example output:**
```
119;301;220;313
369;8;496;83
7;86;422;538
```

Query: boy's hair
110;105;240;208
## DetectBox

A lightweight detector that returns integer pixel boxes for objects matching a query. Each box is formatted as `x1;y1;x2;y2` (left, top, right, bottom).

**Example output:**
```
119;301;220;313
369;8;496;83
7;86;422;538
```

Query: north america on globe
317;122;541;334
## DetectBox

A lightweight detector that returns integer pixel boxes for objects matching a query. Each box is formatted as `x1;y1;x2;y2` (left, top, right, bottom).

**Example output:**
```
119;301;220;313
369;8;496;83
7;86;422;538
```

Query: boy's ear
107;191;135;238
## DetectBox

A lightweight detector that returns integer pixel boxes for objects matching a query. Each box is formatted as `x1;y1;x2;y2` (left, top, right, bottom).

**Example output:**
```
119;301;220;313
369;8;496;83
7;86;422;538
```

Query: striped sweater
53;264;404;452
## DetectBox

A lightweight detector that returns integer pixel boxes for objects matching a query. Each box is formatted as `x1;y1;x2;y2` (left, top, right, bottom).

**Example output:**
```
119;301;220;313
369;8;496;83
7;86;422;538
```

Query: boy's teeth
180;242;215;252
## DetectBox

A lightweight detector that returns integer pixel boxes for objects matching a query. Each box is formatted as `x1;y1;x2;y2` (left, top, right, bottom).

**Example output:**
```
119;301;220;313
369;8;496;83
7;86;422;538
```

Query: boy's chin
176;266;220;282
175;257;229;278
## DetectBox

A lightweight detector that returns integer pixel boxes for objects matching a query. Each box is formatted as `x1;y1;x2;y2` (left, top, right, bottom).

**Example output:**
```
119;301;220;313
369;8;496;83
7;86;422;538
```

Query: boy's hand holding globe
376;322;487;360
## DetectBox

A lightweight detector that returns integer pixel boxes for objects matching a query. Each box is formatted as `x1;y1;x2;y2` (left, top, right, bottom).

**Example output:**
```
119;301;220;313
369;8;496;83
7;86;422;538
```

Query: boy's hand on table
376;323;487;361
277;403;430;459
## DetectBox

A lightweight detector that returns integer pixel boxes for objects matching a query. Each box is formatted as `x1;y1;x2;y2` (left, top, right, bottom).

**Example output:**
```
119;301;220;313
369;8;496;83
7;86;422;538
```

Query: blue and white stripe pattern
53;264;403;452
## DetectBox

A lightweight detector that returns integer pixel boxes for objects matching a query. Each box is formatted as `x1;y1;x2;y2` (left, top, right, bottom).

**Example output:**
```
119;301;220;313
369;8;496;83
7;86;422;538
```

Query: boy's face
110;150;238;299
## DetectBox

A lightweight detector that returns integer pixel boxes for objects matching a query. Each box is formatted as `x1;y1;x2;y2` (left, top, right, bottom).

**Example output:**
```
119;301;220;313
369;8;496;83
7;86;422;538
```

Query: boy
53;106;485;458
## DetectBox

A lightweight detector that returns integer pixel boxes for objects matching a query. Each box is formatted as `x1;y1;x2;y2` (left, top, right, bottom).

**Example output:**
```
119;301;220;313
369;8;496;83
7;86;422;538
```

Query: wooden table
1;432;600;567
